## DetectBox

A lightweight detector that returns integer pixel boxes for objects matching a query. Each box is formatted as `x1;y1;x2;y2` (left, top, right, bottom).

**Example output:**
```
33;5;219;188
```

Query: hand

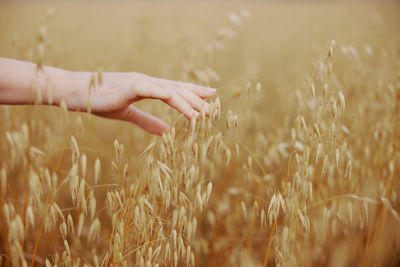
70;72;216;135
0;58;215;135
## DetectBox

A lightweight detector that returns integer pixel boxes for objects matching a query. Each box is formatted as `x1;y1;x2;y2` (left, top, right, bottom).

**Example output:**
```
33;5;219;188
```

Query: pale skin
0;57;216;135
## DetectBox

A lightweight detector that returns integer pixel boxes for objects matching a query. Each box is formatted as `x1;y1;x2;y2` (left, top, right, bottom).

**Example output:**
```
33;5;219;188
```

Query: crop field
1;1;400;266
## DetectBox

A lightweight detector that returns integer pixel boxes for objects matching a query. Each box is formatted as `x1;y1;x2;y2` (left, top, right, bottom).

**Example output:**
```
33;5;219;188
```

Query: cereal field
1;1;400;266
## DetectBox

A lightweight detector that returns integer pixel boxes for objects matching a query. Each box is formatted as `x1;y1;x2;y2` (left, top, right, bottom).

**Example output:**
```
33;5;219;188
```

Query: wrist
53;69;88;111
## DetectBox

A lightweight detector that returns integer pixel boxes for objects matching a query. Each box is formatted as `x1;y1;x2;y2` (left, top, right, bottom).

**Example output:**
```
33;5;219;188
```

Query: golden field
1;1;400;266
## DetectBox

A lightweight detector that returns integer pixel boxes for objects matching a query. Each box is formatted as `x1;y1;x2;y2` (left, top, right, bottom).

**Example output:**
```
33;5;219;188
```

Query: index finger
151;77;217;99
176;81;216;98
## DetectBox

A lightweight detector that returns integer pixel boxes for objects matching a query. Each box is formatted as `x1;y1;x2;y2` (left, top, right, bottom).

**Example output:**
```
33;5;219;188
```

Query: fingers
96;106;169;135
176;81;216;99
129;76;216;123
132;82;173;100
149;77;216;99
133;83;200;119
164;93;199;119
176;89;210;114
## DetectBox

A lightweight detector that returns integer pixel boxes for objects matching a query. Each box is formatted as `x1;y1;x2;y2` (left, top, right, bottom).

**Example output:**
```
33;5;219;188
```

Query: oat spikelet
338;91;346;112
64;239;71;257
70;136;80;163
322;154;329;177
94;158;101;185
241;201;247;220
26;206;35;228
0;168;6;195
260;209;266;227
88;218;101;241
81;154;87;179
77;213;85;237
345;160;352;180
315;143;322;165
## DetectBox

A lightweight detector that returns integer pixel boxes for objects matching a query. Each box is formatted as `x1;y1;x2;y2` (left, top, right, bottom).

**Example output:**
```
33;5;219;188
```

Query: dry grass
1;1;400;266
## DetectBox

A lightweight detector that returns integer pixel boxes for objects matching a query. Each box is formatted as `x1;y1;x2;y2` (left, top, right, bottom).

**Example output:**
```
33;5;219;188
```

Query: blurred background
1;1;400;266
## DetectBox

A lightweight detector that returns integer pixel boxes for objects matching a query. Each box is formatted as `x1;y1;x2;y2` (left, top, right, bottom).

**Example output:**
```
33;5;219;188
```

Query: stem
236;139;267;176
30;197;49;267
1;196;9;267
263;150;297;267
263;221;276;267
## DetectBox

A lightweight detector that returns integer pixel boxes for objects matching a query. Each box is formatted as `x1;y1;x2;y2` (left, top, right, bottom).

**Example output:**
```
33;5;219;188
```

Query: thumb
96;105;170;135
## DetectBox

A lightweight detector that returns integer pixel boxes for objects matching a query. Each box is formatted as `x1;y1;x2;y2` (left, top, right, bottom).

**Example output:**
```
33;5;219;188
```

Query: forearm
0;57;216;135
0;57;79;107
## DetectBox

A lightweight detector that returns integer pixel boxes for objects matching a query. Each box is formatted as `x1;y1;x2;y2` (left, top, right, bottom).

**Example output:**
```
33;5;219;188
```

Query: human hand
69;71;216;135
0;58;215;135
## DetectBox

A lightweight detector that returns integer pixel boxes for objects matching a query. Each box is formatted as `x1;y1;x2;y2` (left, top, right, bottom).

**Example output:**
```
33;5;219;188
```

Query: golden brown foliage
1;1;400;267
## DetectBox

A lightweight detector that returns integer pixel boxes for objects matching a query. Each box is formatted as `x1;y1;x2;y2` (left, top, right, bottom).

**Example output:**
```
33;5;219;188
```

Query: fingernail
193;110;200;118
